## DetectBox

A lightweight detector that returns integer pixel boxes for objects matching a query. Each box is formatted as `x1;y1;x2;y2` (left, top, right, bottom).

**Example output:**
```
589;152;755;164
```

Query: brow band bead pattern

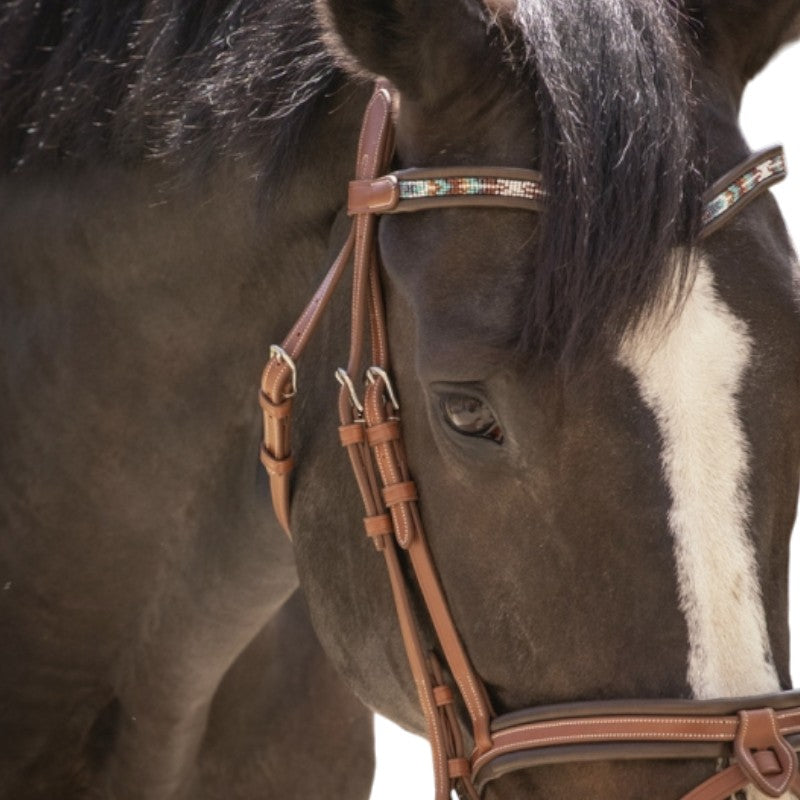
702;152;786;227
397;176;547;202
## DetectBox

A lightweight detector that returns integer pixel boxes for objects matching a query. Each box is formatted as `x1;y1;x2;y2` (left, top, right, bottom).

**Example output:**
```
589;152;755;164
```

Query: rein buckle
335;368;365;414
366;366;400;412
268;344;297;398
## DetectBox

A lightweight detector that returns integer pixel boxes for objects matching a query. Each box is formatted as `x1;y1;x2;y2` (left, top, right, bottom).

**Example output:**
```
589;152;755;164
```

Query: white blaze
618;258;779;699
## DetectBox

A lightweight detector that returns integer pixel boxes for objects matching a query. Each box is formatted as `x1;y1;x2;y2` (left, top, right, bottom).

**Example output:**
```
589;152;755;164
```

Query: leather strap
259;188;356;536
699;145;787;239
362;381;494;752
734;708;799;796
348;149;785;234
472;706;800;795
683;751;800;800
331;81;492;798
333;81;458;800
472;706;800;772
349;166;546;215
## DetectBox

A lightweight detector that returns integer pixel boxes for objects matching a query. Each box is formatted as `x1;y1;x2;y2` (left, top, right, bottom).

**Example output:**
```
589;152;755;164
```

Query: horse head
284;2;800;798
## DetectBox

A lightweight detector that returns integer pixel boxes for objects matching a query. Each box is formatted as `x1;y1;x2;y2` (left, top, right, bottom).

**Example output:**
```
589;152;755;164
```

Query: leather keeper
734;708;798;797
748;749;786;775
448;758;471;779
382;480;418;507
260;444;294;477
433;685;455;707
364;514;393;537
366;420;401;446
259;391;292;418
348;176;399;215
339;423;365;447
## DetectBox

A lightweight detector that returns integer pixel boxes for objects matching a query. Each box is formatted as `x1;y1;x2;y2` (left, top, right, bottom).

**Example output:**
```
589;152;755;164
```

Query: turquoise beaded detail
702;153;786;227
398;176;546;202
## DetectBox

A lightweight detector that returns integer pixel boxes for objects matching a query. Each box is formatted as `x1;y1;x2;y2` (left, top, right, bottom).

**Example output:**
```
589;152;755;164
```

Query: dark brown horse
1;2;799;799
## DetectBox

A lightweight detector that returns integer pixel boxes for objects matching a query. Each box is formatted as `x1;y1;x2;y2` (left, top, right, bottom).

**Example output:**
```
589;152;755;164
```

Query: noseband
259;82;797;799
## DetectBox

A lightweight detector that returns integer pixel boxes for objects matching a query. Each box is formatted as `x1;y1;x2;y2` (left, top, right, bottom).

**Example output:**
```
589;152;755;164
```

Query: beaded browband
348;145;787;237
259;82;794;800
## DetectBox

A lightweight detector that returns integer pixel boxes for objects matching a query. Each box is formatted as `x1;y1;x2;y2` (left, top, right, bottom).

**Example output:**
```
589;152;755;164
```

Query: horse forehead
381;210;535;359
394;86;538;166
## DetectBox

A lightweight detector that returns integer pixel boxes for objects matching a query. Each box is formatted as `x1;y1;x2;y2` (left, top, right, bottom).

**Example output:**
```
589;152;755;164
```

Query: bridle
258;81;797;800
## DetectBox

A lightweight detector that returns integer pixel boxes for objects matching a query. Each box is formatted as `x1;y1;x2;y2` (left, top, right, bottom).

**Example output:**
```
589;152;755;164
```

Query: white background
369;41;800;800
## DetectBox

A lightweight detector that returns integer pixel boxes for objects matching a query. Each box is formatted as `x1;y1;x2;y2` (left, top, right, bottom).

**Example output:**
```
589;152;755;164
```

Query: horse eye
440;394;504;444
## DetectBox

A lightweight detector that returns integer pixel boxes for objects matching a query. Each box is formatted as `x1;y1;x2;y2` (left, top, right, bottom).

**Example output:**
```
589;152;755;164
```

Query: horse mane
0;0;706;361
0;0;337;183
507;0;706;360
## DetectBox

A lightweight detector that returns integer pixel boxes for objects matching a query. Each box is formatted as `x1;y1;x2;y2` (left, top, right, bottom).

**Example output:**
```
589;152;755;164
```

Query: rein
259;82;796;800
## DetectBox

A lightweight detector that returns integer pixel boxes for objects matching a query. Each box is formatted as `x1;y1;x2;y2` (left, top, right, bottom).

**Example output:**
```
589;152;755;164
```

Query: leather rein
259;81;797;800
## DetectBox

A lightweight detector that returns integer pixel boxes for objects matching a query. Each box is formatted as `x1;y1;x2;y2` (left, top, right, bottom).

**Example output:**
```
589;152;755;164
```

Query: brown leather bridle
259;81;798;800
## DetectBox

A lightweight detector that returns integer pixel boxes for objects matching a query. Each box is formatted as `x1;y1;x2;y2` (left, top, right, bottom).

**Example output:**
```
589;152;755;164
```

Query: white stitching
408;544;489;741
289;232;353;353
417;675;448;799
495;716;736;732
768;710;795;793
351;89;391;367
473;730;735;773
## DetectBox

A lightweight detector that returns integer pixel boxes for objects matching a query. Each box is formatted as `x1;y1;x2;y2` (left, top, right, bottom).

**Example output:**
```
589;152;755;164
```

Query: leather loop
259;445;294;477
448;758;471;779
258;227;356;538
734;708;798;797
339;423;365;447
348;176;400;214
433;685;455;707
382;480;418;507
261;357;294;405
366;420;401;446
259;391;292;418
364;514;393;537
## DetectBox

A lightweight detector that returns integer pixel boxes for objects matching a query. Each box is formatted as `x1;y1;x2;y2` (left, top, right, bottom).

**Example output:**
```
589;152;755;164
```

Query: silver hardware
269;344;298;398
335;368;364;414
366;366;400;411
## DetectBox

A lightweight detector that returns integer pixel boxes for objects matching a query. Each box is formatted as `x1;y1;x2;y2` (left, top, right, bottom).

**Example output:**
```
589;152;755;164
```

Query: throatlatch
259;81;796;800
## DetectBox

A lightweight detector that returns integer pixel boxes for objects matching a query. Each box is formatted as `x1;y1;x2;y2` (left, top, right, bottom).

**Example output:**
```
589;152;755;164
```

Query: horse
1;1;799;798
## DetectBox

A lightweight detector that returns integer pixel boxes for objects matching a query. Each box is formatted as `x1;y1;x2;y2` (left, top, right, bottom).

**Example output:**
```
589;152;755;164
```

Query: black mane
507;0;705;358
0;0;706;359
0;0;337;180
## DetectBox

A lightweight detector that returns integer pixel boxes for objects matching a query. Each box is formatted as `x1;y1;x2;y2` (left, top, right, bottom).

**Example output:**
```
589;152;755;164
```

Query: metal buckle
269;345;298;398
366;366;400;411
335;368;364;414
